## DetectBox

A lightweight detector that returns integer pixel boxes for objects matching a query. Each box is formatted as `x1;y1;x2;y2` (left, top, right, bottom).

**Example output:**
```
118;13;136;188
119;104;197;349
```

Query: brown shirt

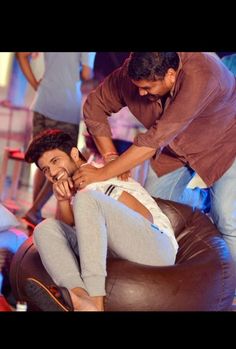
83;52;236;187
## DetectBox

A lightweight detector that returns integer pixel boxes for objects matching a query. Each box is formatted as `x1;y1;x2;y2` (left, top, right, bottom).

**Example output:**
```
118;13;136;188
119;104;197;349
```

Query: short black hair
127;52;180;81
25;129;86;166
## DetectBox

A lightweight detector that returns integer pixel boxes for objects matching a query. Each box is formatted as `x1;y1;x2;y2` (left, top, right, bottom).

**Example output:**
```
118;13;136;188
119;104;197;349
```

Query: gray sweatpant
33;190;176;297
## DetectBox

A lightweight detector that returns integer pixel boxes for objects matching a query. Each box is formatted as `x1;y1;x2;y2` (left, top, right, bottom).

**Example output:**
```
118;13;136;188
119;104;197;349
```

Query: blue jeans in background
144;159;236;264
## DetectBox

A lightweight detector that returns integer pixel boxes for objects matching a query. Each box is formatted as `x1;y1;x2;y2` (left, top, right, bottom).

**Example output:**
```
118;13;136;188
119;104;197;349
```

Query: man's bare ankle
91;296;104;311
69;289;104;311
71;287;89;298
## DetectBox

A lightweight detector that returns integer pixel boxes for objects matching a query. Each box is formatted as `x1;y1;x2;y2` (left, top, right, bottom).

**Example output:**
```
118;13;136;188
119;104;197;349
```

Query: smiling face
131;68;177;101
38;147;83;183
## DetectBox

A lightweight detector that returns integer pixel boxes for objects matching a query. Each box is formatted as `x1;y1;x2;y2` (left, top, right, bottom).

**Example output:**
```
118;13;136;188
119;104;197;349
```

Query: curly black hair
25;129;86;166
127;52;180;81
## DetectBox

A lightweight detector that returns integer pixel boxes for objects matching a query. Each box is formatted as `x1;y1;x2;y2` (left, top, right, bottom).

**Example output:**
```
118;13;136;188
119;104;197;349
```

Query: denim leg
210;159;236;264
144;165;210;211
144;165;193;200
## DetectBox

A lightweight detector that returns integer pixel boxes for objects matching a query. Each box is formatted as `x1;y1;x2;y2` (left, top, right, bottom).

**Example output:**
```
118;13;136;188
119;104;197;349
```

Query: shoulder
180;52;223;77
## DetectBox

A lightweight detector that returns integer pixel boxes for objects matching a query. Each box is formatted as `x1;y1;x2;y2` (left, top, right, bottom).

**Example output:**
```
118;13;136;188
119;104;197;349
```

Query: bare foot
69;291;102;311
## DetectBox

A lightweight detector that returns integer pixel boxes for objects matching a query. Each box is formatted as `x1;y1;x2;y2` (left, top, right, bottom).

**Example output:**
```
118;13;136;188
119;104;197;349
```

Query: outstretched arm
83;63;127;159
73;144;156;188
16;52;40;91
91;135;130;180
92;136;118;159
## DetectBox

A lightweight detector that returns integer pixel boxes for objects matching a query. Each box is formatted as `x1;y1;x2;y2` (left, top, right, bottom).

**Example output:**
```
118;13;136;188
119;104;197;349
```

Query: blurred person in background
16;52;96;227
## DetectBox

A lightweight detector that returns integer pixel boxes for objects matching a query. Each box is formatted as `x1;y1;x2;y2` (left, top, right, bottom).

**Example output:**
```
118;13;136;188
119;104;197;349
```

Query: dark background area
94;52;130;81
216;52;234;58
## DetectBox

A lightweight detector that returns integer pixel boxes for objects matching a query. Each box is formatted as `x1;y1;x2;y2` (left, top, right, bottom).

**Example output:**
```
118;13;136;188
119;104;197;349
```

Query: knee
73;190;101;211
33;218;58;247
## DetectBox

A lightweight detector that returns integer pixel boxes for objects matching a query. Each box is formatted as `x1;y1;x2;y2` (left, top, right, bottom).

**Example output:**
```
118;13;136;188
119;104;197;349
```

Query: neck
76;159;86;168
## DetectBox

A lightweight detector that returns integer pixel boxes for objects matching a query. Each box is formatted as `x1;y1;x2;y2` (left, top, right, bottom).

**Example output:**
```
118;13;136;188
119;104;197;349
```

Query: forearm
57;200;74;226
16;52;39;91
92;136;118;157
73;144;156;189
99;144;156;180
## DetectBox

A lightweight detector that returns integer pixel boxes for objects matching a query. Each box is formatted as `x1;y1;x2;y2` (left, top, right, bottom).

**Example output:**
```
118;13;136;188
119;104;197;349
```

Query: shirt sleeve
103;184;123;200
83;65;127;137
81;52;96;68
134;70;220;150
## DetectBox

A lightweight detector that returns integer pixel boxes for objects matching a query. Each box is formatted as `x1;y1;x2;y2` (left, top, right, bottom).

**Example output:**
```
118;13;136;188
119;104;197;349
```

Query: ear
167;68;176;84
70;147;79;161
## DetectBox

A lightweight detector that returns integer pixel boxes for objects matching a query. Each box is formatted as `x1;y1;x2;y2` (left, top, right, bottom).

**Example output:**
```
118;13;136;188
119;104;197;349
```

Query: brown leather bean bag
9;198;236;311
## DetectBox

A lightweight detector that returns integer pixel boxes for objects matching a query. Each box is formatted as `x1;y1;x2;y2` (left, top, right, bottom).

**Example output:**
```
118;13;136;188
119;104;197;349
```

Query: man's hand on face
53;177;75;201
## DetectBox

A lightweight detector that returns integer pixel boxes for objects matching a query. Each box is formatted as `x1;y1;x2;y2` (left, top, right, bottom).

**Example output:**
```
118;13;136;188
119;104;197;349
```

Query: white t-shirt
84;166;178;252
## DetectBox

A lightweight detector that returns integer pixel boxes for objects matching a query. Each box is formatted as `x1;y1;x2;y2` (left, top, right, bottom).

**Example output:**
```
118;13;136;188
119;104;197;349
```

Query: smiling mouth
56;172;65;181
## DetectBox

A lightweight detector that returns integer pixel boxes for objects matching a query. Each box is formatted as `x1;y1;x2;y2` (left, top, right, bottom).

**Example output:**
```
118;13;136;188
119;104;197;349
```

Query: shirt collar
170;52;182;97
